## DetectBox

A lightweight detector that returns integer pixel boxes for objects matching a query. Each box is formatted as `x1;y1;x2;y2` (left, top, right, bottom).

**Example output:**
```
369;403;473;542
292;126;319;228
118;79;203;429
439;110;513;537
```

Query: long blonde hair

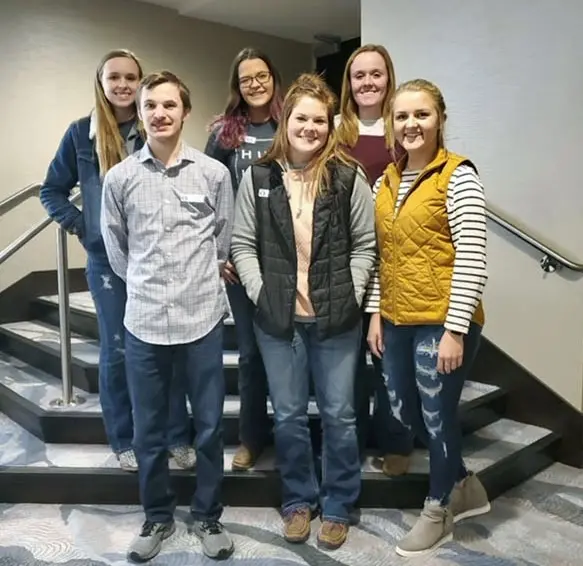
94;49;144;175
336;44;396;148
259;73;357;194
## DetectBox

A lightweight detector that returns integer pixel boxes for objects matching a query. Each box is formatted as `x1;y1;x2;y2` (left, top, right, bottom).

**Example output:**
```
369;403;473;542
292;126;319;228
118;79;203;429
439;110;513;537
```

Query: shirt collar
138;142;196;165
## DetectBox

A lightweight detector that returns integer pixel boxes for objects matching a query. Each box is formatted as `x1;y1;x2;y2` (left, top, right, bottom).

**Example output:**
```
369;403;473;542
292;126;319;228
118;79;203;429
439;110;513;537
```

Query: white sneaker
118;449;138;472
170;445;197;470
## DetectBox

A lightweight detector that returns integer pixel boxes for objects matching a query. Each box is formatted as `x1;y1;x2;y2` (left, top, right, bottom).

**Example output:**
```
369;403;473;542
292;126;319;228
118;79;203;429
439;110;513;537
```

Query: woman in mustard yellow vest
366;79;490;557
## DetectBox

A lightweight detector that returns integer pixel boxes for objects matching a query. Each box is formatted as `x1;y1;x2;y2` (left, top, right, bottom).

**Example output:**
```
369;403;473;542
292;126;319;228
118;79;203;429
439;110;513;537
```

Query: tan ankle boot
231;445;258;471
382;453;411;476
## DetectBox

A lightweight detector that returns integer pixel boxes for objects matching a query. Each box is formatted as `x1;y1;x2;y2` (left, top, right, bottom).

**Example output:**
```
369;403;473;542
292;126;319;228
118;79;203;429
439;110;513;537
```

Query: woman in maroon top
336;44;414;475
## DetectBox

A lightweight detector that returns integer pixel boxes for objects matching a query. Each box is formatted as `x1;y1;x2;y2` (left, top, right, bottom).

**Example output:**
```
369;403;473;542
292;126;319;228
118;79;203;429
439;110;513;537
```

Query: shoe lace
201;520;223;535
141;521;157;536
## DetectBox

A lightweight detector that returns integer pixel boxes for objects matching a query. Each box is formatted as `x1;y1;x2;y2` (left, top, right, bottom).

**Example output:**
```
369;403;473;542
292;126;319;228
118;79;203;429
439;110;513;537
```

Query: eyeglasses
239;71;272;89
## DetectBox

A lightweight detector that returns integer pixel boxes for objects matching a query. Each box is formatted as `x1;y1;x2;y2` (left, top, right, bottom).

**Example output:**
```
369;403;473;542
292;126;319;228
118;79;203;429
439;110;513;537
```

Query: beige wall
0;0;313;291
363;0;583;410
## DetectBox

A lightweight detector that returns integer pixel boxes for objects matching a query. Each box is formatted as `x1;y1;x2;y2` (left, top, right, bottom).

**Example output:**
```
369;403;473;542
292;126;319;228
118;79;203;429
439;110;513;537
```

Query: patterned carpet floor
0;463;582;566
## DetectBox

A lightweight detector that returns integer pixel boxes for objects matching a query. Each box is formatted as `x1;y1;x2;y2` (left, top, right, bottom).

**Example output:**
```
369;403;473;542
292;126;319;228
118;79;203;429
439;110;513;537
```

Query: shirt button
169;303;174;307
165;226;171;232
165;199;170;204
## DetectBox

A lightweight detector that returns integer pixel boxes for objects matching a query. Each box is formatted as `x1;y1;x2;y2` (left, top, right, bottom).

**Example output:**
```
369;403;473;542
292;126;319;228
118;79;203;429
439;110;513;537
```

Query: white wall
362;0;583;410
0;0;312;292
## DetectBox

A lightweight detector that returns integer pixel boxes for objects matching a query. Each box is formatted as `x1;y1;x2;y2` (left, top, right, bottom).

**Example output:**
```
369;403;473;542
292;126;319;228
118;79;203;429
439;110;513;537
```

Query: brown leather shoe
382;453;412;477
283;507;311;543
317;521;348;550
231;445;257;471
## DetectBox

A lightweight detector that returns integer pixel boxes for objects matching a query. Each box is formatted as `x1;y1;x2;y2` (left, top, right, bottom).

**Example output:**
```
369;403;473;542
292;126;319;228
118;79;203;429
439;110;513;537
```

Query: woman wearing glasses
205;47;284;471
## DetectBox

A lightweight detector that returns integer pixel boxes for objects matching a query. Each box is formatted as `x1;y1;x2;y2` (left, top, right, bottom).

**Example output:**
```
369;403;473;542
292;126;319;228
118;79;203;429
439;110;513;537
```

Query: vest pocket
425;259;447;300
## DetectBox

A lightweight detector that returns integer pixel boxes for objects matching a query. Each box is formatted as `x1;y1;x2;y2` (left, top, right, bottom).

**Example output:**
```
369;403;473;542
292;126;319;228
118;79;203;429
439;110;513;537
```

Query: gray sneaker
450;472;491;522
127;520;175;562
396;500;453;557
118;449;138;472
170;445;196;470
192;520;234;560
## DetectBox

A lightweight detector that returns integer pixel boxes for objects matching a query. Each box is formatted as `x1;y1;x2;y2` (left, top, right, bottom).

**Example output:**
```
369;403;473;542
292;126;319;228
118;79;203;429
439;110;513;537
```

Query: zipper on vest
393;169;434;219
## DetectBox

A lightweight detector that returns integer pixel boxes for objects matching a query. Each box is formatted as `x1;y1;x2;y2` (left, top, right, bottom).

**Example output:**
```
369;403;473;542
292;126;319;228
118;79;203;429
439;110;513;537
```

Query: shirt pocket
174;190;215;220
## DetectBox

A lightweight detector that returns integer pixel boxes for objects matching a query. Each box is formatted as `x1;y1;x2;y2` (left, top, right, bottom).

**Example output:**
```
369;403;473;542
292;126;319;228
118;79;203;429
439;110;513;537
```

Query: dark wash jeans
226;282;270;453
125;322;226;523
382;320;482;504
255;321;361;523
354;312;415;459
86;255;190;454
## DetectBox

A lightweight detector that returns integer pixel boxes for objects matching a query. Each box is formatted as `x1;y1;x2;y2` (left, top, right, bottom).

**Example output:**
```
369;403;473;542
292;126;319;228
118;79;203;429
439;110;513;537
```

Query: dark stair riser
0;327;241;395
0;380;506;448
0;330;97;393
0;326;386;397
0;432;559;508
32;301;239;351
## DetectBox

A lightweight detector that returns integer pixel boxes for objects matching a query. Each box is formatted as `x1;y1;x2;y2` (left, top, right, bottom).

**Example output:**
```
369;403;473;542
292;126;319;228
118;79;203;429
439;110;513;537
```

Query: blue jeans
355;313;415;459
226;282;269;453
125;322;226;523
382;321;482;504
86;256;190;454
255;321;361;523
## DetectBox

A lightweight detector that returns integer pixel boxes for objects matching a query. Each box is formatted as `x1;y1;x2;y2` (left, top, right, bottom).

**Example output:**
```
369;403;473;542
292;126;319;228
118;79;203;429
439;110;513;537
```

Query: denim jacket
40;112;143;259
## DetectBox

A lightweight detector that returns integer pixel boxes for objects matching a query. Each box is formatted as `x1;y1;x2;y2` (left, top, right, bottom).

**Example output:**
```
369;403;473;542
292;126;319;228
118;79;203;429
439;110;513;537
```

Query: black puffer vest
251;159;361;340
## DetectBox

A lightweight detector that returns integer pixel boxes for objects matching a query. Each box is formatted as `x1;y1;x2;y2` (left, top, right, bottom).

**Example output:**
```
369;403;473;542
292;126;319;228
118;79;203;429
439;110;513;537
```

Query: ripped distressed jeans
86;255;191;454
381;320;482;505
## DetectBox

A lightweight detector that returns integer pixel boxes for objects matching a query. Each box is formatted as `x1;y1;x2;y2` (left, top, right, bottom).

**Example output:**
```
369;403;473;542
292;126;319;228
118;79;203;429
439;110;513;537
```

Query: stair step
33;292;238;350
0;320;241;394
0;351;505;445
37;291;236;325
0;319;421;397
0;410;559;507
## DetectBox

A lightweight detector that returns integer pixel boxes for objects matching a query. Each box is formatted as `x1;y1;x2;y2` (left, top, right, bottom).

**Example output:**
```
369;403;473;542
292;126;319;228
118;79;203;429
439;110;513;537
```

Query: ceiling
135;0;360;44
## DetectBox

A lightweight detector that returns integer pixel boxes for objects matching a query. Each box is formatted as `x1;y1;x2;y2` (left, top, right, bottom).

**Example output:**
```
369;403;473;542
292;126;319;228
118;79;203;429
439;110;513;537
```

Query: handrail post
50;226;85;408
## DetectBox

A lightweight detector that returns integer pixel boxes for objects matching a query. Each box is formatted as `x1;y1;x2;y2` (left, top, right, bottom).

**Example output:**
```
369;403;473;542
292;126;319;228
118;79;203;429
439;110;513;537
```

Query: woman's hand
367;313;384;359
220;260;239;285
437;330;464;374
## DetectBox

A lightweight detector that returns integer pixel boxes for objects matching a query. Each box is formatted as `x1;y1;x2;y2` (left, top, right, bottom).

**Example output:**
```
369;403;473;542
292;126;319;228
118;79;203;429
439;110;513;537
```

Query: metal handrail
0;192;81;266
486;203;583;273
0;183;41;217
1;186;84;406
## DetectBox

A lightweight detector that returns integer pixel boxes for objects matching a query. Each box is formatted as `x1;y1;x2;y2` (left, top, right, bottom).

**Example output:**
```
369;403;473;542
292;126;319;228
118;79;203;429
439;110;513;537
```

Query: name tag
244;135;257;144
258;188;269;198
180;193;206;203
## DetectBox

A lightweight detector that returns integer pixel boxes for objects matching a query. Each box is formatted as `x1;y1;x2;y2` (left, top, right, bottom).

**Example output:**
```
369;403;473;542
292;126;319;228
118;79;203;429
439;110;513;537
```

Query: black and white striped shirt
364;164;488;334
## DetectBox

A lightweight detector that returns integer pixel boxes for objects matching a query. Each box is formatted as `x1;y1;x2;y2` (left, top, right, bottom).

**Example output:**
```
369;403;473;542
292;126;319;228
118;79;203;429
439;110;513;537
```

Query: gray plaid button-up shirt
100;143;234;345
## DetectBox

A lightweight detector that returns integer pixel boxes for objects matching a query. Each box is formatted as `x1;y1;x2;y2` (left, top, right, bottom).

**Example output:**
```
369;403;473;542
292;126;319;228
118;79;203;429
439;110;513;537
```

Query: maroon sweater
347;136;405;186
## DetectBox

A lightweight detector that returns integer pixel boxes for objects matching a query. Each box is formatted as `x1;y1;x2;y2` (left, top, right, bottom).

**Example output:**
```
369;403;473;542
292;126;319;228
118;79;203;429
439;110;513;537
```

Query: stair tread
0;321;240;368
0;409;554;475
0;351;502;416
37;292;235;326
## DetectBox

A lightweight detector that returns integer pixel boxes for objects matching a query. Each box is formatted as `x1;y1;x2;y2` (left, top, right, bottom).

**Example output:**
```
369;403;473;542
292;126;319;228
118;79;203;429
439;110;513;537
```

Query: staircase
0;289;560;508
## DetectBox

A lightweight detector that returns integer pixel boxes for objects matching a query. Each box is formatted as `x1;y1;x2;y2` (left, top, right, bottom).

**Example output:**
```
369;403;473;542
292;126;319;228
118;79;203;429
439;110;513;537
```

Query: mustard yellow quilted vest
376;148;485;326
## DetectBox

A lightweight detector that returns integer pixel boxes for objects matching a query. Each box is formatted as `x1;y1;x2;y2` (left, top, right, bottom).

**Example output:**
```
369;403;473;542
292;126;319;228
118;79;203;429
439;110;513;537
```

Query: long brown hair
260;73;358;194
94;49;144;175
209;47;283;149
336;44;396;148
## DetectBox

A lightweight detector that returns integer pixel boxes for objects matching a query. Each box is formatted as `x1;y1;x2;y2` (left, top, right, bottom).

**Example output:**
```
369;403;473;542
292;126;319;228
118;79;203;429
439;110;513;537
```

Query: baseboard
472;338;582;468
0;269;87;324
